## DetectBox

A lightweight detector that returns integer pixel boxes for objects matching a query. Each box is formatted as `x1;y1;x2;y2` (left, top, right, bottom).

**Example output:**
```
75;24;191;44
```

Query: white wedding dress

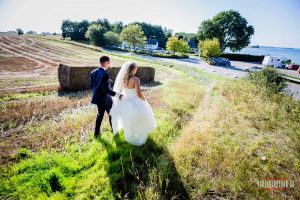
110;62;156;146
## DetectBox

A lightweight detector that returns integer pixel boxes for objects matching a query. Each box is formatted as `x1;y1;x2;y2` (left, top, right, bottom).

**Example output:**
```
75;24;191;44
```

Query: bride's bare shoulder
129;76;140;82
133;76;140;82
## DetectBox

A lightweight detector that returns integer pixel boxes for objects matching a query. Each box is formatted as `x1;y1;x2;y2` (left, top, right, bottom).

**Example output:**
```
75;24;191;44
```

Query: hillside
0;34;299;199
0;34;127;96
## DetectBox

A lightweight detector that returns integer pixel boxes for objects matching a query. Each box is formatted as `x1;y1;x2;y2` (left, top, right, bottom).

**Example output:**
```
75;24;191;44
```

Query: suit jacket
91;67;116;105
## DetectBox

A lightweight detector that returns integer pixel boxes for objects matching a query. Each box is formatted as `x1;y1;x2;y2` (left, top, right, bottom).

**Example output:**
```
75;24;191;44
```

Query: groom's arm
102;73;121;97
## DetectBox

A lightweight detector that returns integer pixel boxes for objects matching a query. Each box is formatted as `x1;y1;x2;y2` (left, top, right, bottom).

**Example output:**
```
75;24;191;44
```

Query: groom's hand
119;94;123;100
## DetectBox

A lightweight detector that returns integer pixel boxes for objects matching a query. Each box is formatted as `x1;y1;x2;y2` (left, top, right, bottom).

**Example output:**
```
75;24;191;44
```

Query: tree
197;10;254;52
120;24;146;49
85;24;106;46
96;18;111;31
178;40;189;54
61;20;89;40
111;21;123;34
166;37;189;55
26;30;37;35
175;32;199;45
131;22;172;48
104;31;121;47
166;37;180;54
199;38;221;59
16;28;24;35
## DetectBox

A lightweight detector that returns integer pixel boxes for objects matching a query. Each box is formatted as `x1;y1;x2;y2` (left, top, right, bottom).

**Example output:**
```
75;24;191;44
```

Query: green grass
0;91;55;102
2;36;299;199
0;76;205;199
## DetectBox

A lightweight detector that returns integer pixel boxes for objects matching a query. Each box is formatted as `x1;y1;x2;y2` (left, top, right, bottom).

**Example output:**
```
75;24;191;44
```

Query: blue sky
0;0;299;48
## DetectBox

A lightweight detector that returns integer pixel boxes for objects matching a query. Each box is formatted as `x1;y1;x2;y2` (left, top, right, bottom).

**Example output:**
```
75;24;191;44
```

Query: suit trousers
94;103;112;135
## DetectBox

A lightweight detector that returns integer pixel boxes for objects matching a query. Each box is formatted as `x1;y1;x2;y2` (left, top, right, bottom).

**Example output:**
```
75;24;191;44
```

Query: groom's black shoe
94;132;101;138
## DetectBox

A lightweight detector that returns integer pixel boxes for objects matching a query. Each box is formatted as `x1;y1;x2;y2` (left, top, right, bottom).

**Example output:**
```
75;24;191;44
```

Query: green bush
248;67;287;94
104;31;121;47
151;53;188;59
166;37;189;55
199;38;221;60
221;53;264;62
104;47;189;59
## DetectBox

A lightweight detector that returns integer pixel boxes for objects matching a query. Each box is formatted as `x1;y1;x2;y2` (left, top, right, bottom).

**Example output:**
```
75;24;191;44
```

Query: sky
0;0;300;48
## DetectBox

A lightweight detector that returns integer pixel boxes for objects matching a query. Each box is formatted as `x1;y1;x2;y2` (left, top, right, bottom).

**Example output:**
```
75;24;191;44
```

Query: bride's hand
140;96;145;101
119;94;123;100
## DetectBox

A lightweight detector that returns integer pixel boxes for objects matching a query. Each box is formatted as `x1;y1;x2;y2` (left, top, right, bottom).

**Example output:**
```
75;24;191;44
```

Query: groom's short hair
100;56;110;64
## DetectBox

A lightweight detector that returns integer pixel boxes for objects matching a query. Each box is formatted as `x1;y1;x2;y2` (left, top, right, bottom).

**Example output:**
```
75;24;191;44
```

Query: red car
290;64;299;70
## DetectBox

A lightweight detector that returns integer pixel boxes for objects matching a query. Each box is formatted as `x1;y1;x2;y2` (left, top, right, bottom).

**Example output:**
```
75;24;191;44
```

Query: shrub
199;38;221;60
166;37;189;55
221;53;264;62
166;37;179;54
104;31;121;47
152;53;188;59
248;67;287;94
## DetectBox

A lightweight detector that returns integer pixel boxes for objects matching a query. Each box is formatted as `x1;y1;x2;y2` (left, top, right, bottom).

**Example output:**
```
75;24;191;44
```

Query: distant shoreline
226;46;300;64
249;45;298;50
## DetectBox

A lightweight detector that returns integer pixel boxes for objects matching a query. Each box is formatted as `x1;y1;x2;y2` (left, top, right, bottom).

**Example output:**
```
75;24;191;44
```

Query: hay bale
58;64;155;91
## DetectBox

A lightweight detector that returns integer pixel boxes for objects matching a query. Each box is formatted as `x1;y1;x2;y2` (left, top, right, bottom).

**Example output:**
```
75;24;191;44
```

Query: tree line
61;19;172;48
60;10;254;57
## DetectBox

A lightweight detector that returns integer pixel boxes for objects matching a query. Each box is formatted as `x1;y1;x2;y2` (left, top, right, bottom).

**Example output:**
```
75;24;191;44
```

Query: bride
110;61;156;146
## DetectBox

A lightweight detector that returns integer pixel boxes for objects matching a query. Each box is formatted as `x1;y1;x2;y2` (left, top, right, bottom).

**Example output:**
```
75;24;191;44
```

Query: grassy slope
1;37;299;199
0;39;207;199
172;79;300;199
0;78;205;200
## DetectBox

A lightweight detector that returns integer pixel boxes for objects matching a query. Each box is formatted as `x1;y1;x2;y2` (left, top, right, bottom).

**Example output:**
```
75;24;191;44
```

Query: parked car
244;66;263;72
208;57;231;66
219;59;231;66
289;64;299;70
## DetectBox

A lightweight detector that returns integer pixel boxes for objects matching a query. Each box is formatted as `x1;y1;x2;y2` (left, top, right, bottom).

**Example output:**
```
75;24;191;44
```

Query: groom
91;56;123;137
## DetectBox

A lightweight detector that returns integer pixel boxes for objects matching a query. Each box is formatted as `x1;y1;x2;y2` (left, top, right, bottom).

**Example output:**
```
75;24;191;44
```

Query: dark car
208;57;231;66
218;59;231;66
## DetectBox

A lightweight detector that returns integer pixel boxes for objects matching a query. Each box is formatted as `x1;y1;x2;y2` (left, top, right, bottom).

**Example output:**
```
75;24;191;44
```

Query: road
104;49;300;100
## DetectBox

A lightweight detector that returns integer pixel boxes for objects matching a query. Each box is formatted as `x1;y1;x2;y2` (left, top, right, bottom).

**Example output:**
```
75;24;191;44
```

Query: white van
262;56;287;68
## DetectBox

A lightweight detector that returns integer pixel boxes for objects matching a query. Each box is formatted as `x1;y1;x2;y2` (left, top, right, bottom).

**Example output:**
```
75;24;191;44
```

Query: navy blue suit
91;67;116;135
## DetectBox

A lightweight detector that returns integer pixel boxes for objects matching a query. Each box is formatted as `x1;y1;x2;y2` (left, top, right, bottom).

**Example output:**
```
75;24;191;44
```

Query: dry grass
0;91;91;130
0;91;92;164
0;86;162;165
0;34;127;94
0;55;40;71
0;85;59;99
172;79;300;199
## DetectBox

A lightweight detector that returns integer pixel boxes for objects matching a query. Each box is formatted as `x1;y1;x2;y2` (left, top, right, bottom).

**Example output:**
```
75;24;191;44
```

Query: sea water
226;47;300;64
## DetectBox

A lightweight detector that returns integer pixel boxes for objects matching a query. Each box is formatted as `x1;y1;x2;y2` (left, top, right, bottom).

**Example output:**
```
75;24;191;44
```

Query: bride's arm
135;78;145;100
121;83;124;93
